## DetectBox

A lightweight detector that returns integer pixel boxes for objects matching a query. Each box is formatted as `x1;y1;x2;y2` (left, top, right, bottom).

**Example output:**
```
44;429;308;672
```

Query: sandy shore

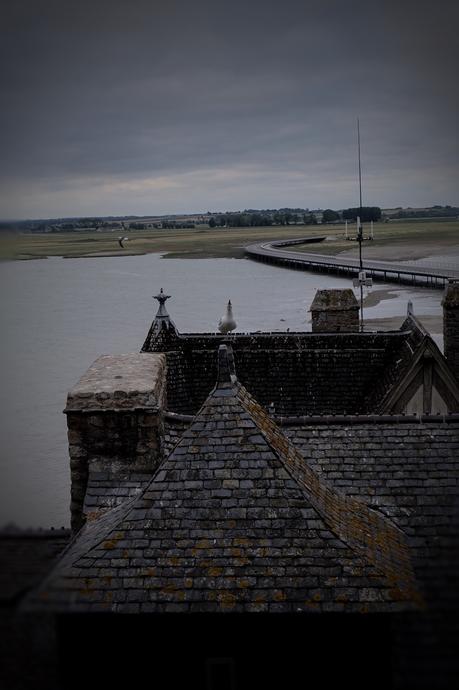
364;314;443;333
339;243;459;263
363;288;399;308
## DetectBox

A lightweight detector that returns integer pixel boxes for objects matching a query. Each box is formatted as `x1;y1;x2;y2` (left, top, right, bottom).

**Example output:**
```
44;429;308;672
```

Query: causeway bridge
245;236;459;289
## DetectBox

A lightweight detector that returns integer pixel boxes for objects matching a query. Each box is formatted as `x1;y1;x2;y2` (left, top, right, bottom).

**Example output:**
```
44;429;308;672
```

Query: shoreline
363;288;399;308
364;314;442;333
337;243;459;263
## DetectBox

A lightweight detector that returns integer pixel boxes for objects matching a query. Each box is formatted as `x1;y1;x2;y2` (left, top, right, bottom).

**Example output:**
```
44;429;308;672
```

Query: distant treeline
0;218;198;233
342;207;382;222
1;205;457;233
159;221;196;229
389;205;459;219
207;206;382;228
208;211;318;227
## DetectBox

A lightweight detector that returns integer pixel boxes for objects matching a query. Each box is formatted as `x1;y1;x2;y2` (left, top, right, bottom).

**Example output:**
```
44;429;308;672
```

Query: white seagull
218;300;237;334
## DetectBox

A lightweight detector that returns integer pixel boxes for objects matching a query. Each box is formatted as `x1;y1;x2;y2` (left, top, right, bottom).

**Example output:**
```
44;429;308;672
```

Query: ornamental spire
153;288;171;319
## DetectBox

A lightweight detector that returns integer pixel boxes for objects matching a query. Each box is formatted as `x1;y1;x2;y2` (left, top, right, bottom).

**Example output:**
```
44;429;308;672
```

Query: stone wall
311;309;359;333
65;354;166;532
443;282;459;384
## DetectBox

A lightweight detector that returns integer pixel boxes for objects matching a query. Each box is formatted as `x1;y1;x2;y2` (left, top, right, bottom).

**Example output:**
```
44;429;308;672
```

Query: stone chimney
310;289;359;333
442;281;459;383
65;353;167;532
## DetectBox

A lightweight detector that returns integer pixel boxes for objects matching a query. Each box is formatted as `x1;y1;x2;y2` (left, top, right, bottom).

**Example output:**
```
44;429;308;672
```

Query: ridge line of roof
234;383;422;604
157;330;409;338
163;410;459;424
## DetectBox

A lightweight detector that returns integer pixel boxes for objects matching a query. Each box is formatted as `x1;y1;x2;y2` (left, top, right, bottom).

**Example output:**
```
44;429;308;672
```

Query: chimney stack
310;289;359;333
442;281;459;383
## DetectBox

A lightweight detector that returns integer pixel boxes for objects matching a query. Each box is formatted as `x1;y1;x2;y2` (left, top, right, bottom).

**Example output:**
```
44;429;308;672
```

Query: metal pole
357;118;364;332
358;222;363;332
358;118;363;210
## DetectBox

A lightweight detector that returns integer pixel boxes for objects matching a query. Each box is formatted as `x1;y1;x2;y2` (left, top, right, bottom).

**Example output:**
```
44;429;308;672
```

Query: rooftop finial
217;344;237;386
407;300;414;316
153;288;171;319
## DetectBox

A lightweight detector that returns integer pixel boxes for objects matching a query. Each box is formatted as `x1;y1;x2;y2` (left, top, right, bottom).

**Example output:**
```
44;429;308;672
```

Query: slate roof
142;309;459;415
143;318;414;415
83;470;152;517
282;418;459;533
28;346;420;614
282;419;459;616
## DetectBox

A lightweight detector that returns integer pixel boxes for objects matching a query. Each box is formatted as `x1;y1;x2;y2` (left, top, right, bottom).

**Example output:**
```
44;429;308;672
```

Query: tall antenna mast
358;117;363;210
353;118;372;331
357;118;364;331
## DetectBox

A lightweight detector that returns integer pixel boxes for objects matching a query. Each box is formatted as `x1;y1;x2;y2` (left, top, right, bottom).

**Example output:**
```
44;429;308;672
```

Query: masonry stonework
310;288;359;332
442;281;459;384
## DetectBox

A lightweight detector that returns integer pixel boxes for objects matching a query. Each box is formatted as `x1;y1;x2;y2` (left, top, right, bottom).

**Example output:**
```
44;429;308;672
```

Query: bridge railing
245;237;459;289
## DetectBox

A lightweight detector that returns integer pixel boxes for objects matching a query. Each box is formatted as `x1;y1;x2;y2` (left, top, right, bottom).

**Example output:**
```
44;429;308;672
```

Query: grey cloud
1;0;458;217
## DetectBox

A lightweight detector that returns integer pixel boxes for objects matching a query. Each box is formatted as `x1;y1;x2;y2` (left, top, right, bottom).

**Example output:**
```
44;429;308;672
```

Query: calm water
0;254;443;528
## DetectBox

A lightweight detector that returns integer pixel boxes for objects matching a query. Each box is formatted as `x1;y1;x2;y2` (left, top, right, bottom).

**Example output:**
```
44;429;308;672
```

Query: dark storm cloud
1;0;458;217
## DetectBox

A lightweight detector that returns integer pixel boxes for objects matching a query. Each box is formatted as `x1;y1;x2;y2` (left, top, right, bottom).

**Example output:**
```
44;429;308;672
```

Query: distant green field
0;219;458;261
0;226;328;261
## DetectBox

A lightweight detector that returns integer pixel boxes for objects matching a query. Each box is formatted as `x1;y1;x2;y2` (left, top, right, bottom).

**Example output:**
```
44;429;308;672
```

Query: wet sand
363;288;399;308
339;243;459;264
365;314;442;333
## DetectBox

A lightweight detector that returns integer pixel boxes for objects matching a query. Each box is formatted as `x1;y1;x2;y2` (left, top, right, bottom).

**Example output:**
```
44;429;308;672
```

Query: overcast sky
1;0;458;219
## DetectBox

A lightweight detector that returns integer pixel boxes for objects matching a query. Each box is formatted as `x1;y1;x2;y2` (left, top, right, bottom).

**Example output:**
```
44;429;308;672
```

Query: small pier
245;236;459;289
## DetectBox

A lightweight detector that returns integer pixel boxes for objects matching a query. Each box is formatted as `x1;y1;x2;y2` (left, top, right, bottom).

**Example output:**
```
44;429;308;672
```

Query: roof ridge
235;384;421;603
